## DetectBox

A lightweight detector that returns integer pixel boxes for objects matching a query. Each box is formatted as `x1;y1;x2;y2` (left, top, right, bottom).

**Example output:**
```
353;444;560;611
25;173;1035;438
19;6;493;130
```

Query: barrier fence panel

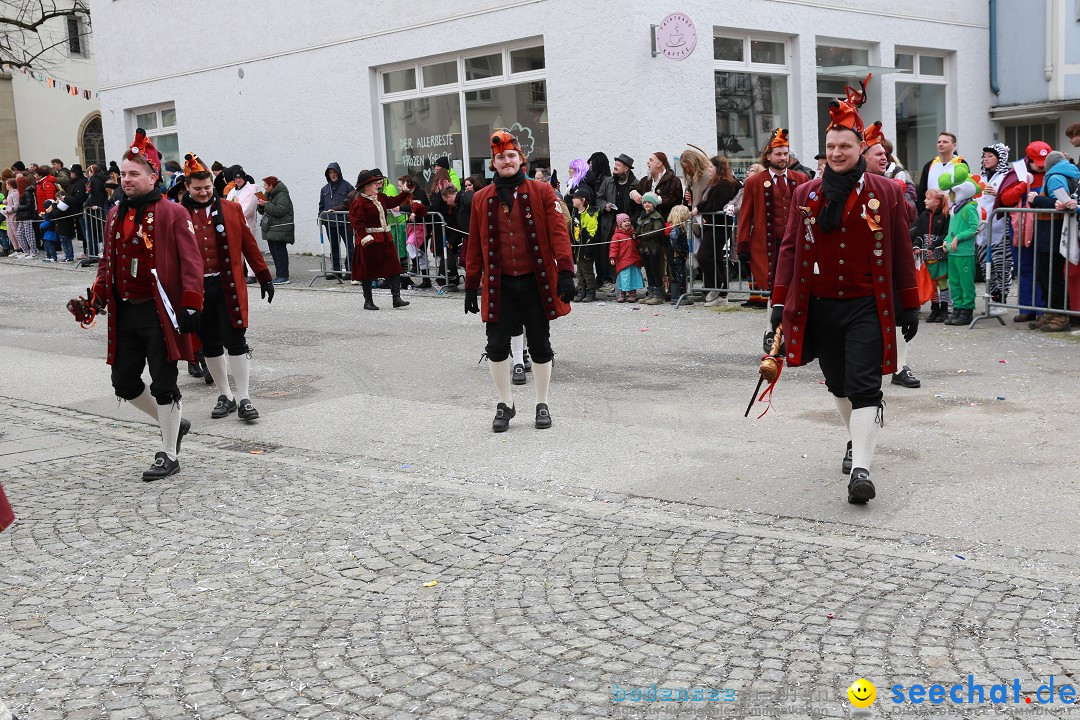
312;210;455;289
684;211;770;306
81;206;106;267
972;206;1080;329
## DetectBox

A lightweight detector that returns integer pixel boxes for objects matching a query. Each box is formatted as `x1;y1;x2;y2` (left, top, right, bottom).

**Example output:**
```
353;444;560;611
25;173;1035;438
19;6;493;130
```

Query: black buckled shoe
237;399;260;421
891;365;921;388
187;361;204;378
211;395;237;419
535;403;552;429
492;402;515;433
847;467;876;504
142;452;180;482
204;370;214;385
177;418;190;455
842;441;852;475
512;364;526;385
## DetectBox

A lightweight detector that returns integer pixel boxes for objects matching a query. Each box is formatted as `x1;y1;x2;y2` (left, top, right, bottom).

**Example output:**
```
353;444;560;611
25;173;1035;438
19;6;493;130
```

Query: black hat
356;169;387;187
70;163;83;174
435;156;450;170
614;153;634;169
231;165;246;180
814;152;826;160
571;185;594;203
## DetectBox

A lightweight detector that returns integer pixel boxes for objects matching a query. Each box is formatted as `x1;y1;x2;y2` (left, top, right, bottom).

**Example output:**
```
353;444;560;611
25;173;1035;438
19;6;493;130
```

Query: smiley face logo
848;678;876;708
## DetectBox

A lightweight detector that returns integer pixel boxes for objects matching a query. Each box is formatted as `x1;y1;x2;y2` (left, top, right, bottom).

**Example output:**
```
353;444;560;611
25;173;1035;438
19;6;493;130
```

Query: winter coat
87;172;110;208
609;228;642;275
911;207;948;257
1030;161;1080;254
227;182;258;237
35;175;57;213
15;184;37;221
318;162;354;213
594;175;617;247
634;210;666;255
572;204;600;261
634;170;683;220
257;181;295;244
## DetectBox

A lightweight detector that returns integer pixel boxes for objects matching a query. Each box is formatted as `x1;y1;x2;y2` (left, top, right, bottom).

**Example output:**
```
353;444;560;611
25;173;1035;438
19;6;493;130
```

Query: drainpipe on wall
1044;0;1054;82
989;0;1000;94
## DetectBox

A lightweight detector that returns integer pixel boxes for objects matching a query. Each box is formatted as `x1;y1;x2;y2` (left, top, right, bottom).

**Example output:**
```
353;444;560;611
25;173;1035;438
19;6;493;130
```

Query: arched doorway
79;114;105;168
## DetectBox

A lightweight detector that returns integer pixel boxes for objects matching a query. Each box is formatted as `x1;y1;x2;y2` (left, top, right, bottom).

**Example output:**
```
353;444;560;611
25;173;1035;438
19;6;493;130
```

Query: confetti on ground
826;613;835;619
250;450;264;455
999;359;1008;364
422;580;438;588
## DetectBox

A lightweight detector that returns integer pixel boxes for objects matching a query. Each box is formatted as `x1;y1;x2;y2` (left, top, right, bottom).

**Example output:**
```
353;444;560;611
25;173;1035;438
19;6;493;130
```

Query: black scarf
818;157;866;232
118;187;161;214
493;169;527;214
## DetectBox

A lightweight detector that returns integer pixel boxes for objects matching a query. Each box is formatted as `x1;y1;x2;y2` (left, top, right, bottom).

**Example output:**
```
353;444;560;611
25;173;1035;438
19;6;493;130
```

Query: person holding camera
349;169;425;310
464;130;575;432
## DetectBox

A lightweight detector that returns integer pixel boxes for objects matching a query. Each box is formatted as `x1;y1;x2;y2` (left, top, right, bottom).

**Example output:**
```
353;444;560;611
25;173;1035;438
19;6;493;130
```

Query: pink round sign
656;13;697;60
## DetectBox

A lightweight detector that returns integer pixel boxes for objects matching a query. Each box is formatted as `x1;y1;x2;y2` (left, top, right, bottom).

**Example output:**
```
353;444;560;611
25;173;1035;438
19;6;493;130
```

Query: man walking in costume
465;130;575;432
771;77;919;504
87;132;204;481
181;152;275;421
737;128;810;352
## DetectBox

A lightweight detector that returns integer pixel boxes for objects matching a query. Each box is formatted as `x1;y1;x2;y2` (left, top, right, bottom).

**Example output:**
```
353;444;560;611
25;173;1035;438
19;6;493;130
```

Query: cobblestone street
2;261;1080;718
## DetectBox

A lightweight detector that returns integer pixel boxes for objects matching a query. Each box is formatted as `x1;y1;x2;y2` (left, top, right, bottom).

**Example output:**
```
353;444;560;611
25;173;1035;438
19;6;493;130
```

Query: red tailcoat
191;199;271;329
466;180;574;323
92;197;204;365
773;173;919;375
0;481;13;532
349;192;424;281
737;169;810;290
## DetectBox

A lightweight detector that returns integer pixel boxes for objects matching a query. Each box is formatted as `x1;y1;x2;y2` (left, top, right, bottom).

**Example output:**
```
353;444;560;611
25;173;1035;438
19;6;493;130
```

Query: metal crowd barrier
80;206;106;267
313;209;456;289
682;211;770;307
972;206;1080;328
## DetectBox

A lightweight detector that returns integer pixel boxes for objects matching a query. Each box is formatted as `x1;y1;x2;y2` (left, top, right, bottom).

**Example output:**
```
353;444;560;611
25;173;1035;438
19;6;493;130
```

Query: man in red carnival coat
181;153;275;422
88;132;204;481
771;77;919;504
0;481;13;533
737;128;810;352
465;130;575;432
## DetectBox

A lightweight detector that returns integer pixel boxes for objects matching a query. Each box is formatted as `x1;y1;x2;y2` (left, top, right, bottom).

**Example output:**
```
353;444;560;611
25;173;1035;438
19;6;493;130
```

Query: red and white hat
125;128;161;175
826;74;872;138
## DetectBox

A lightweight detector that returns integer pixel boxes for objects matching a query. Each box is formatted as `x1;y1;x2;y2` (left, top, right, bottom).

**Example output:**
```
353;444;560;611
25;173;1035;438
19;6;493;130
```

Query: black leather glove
260;279;275;304
464;289;479;314
557;270;576;303
738;251;751;264
177;307;201;334
770;304;784;331
899;307;919;342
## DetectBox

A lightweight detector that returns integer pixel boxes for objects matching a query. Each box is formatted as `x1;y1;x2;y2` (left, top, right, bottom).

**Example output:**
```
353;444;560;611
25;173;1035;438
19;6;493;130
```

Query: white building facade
89;0;994;253
1;7;101;169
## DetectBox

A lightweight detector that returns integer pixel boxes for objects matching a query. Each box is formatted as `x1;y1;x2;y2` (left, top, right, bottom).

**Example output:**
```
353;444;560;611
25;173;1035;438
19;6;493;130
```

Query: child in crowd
40;199;59;262
635;192;666;305
666;205;694;306
940;169;982;326
609;213;644;302
570;186;599;302
0;184;9;256
913;188;951;322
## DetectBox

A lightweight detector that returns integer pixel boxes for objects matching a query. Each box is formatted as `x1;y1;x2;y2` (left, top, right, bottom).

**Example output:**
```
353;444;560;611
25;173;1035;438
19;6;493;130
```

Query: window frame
127;102;179;164
377;41;546;179
893;48;948;83
67;15;88;57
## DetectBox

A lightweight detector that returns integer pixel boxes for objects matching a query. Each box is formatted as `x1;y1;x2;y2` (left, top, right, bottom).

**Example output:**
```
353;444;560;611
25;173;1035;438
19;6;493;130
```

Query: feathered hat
863;121;885;149
183;152;209;176
125;128;161;174
826;73;872;138
764;128;790;152
490;130;525;159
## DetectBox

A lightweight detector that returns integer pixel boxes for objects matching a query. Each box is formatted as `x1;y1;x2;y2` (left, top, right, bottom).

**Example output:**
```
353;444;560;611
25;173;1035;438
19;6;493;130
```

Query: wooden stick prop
745;327;784;418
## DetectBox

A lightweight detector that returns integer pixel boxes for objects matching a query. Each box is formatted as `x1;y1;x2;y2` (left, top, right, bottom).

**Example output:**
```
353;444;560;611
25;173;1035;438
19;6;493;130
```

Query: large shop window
714;34;789;175
130;104;179;165
894;50;949;174
380;43;548;184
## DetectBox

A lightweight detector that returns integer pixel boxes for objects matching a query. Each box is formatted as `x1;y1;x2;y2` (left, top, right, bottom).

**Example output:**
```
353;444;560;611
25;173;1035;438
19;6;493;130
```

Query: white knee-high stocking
489;359;513;405
127;386;159;420
205;355;233;400
833;395;852;434
849;406;880;472
158;401;182;461
533;361;551;405
510;334;524;365
231;353;251;400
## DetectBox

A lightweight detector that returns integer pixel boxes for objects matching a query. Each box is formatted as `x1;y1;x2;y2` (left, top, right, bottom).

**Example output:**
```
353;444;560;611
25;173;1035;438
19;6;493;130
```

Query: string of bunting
2;63;98;99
